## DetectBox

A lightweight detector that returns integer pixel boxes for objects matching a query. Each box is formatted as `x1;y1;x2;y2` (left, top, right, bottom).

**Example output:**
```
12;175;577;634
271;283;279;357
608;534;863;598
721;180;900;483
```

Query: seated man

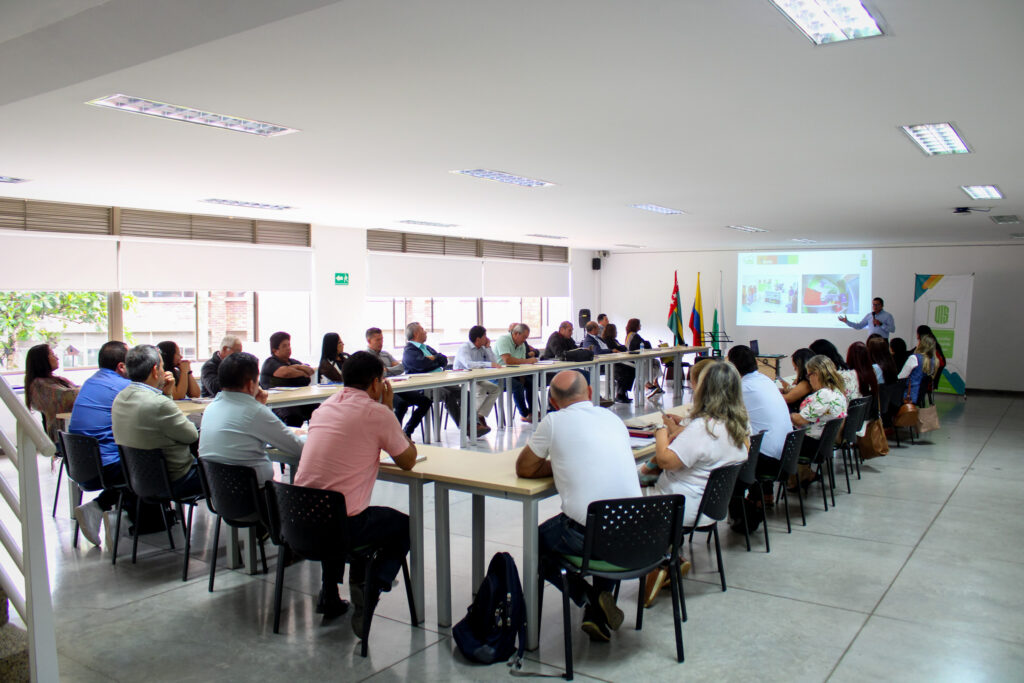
453;325;501;436
402;322;461;428
200;334;243;397
596;313;608;336
259;330;316;427
198;351;305;486
494;323;538;423
542;321;578;360
580;321;612;354
367;326;431;438
68;340;137;547
295;352;417;631
112;344;201;499
515;370;642;642
726;345;792;533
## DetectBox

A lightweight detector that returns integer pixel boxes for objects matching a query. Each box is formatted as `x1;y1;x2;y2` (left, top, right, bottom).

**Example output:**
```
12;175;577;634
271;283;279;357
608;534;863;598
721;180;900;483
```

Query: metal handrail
0;378;54;457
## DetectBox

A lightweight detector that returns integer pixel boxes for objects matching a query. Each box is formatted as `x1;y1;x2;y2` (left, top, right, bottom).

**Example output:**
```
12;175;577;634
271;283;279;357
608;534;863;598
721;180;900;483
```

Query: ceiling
1;0;1022;252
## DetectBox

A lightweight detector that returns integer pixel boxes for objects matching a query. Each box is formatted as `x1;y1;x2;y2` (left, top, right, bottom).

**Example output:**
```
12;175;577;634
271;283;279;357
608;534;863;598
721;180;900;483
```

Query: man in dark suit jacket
542;321;578;360
401;322;461;427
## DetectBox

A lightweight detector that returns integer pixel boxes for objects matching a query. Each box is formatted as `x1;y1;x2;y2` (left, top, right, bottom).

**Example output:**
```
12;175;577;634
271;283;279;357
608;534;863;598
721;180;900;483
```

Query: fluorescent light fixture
87;94;299;137
792;238;817;244
450;169;554;187
614;244;646;248
769;0;883;45
525;233;567;240
961;185;1003;200
902;123;970;156
1009;233;1024;239
726;225;769;233
630;203;685;215
400;220;458;228
0;175;29;183
202;198;294;210
990;215;1021;225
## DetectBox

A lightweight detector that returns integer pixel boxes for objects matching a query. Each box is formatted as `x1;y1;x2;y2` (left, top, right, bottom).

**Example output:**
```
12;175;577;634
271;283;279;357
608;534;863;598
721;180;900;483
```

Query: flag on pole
711;270;726;352
667;271;686;345
689;273;704;347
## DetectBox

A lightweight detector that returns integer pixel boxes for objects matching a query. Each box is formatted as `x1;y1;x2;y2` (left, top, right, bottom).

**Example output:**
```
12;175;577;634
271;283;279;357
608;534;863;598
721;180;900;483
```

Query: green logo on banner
934;305;949;325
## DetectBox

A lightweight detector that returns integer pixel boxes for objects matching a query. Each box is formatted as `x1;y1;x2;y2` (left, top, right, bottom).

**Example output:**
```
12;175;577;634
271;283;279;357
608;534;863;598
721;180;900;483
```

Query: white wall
596;244;1024;392
311;224;368;355
569;249;600;335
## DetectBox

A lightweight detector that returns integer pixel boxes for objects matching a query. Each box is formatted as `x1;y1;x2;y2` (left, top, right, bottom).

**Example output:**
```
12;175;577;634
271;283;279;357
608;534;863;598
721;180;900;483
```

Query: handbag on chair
857;419;890;459
894;382;920;428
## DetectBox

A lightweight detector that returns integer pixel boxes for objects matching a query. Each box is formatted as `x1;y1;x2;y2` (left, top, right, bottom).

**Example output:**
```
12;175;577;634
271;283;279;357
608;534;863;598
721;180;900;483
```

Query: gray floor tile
917;503;1024;566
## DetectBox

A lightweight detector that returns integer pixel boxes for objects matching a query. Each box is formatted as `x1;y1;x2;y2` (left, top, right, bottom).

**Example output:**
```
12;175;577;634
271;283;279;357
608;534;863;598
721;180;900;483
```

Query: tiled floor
22;390;1024;681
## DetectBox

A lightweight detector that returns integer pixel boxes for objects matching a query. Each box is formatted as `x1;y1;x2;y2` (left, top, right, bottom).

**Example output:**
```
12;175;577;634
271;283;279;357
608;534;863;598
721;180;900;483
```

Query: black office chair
797;417;845;512
541;495;686;680
56;431;127;550
118;446;204;581
684;463;744;591
837;398;872;492
767;428;808;531
888;378;911;447
197;459;269;592
265;481;418;657
736;431;768;553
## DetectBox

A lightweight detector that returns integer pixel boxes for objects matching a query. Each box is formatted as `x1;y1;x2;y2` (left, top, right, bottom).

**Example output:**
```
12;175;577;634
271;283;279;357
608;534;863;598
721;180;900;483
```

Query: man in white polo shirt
515;370;641;642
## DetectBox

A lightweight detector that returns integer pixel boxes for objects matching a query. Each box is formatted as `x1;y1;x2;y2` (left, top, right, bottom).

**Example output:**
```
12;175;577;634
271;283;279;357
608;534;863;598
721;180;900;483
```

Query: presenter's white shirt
527;401;641;526
741;371;792;460
655;417;747;528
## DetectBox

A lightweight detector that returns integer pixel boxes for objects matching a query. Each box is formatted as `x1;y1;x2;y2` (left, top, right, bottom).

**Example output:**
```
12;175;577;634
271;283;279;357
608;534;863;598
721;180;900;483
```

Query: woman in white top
652;361;750;528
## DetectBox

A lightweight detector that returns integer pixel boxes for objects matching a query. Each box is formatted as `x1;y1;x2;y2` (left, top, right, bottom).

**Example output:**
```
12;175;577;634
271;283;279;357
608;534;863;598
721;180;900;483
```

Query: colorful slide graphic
801;274;860;314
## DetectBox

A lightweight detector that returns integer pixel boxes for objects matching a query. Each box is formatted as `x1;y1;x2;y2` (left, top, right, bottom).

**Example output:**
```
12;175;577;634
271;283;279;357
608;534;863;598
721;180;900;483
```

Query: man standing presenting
839;297;895;339
295;352;417;631
367;326;432;438
494;323;538;423
516;370;641;642
200;334;243;397
453;325;500;436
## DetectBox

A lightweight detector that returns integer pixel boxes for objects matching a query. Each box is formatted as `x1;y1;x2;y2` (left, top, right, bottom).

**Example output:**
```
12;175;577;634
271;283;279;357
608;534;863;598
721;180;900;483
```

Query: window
0;291;113;372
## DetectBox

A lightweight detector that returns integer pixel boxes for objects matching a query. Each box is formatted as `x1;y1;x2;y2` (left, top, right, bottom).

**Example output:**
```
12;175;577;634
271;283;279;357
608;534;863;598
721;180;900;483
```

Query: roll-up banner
913;273;974;395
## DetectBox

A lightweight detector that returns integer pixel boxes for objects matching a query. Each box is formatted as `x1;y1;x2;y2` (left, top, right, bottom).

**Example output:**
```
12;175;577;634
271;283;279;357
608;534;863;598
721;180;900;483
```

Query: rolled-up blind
482;261;569;297
367;253;483;297
0;232;119;290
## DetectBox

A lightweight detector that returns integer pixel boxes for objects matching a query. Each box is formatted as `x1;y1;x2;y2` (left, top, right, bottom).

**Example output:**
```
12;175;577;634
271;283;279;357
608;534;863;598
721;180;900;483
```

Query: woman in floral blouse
23;343;79;444
790;354;848;474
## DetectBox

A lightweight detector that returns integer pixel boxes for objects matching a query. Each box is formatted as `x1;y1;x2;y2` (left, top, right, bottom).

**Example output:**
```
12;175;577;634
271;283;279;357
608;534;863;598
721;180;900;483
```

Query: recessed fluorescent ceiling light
450;169;554;187
902;123;970;156
0;175;29;183
400;220;458;228
614;244;646;248
769;0;883;45
525;233;567;240
792;238;817;244
87;94;299;137
1010;233;1024;239
202;198;294;210
961;185;1003;200
630;203;685;215
990;215;1021;225
726;225;769;233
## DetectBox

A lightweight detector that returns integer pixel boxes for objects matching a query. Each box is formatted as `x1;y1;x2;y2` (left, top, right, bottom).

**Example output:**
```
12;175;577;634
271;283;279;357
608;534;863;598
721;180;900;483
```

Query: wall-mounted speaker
578;309;591;327
591;257;601;270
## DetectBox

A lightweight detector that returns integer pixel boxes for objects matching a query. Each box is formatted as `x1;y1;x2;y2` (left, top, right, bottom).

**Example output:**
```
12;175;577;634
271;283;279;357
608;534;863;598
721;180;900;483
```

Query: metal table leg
523;498;540;650
467;379;478;445
408;481;425;623
472;495;485;591
434;485;452;627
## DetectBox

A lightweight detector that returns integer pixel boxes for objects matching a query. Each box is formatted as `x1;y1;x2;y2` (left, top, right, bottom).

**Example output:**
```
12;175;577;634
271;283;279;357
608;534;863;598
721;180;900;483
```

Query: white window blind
367;253;483;297
0;232;119;290
482;261;570;297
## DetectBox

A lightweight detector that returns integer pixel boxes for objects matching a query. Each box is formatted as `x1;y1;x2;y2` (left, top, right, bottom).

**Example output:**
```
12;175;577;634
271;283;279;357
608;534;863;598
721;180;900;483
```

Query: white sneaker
74;500;104;547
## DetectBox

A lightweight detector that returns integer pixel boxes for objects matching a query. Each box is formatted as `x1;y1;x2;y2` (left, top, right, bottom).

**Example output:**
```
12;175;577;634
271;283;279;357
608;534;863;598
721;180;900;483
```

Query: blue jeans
170;466;203;500
509;376;534;418
539;513;617;606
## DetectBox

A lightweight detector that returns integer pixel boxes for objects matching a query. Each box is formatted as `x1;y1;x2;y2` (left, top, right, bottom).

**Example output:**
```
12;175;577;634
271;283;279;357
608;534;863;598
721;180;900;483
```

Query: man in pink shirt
295;351;417;634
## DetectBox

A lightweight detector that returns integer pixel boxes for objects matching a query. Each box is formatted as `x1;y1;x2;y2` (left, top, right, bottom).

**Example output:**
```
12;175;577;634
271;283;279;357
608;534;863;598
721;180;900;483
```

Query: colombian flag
667;271;686;345
689;273;704;346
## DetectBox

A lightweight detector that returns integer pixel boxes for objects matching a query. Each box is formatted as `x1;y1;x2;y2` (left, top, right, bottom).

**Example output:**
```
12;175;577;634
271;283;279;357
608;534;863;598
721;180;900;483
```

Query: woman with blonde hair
898;333;937;404
791;354;848;467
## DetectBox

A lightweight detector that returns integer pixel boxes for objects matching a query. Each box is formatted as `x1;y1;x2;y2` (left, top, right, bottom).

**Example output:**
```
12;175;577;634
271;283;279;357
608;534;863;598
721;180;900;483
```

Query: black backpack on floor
453;552;527;667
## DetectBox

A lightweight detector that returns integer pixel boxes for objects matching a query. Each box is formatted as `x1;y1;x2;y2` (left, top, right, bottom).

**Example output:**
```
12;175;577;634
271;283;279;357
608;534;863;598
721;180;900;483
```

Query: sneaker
316;589;350;619
646;386;664;398
74;501;103;547
643;567;669;608
597;591;624;631
580;604;611;642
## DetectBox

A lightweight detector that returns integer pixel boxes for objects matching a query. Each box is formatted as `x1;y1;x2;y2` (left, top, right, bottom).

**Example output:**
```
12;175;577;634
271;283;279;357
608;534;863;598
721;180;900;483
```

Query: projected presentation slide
736;250;873;328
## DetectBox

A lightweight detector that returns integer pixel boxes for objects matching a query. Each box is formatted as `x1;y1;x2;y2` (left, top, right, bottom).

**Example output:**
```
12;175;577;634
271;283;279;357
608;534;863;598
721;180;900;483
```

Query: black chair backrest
812;417;845;463
198;459;265;526
693;463;744;527
840;398;872;444
57;431;105;489
266;481;348;562
119;445;174;501
778;428;808;476
738;431;767;484
581;495;684;570
890;379;909;411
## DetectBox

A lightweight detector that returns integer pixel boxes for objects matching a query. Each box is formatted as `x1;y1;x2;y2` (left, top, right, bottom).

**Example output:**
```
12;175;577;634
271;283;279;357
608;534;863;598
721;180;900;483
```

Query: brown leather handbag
858;419;890;459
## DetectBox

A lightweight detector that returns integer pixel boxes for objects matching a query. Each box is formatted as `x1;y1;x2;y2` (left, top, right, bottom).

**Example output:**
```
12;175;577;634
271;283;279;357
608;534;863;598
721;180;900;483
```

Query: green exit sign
334;272;349;286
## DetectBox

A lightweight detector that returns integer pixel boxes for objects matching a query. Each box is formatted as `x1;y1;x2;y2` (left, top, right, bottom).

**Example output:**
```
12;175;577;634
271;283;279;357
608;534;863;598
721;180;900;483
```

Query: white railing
0;375;59;683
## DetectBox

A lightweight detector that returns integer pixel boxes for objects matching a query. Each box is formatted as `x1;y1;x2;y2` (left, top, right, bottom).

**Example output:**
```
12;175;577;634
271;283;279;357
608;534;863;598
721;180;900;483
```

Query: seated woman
23;343;79;444
898;334;938;405
157;341;200;400
916;324;946;380
317;332;349;384
810;338;859;400
643;361;749;605
601;323;635;403
890;337;910;375
624;318;663;396
790;355;848;483
846;341;879;435
778;348;815;410
867;336;898;386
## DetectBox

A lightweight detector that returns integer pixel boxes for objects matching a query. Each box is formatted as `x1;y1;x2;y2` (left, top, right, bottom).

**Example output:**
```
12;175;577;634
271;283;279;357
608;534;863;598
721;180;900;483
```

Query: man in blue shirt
68;341;135;547
453;325;500;436
839;297;895;339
